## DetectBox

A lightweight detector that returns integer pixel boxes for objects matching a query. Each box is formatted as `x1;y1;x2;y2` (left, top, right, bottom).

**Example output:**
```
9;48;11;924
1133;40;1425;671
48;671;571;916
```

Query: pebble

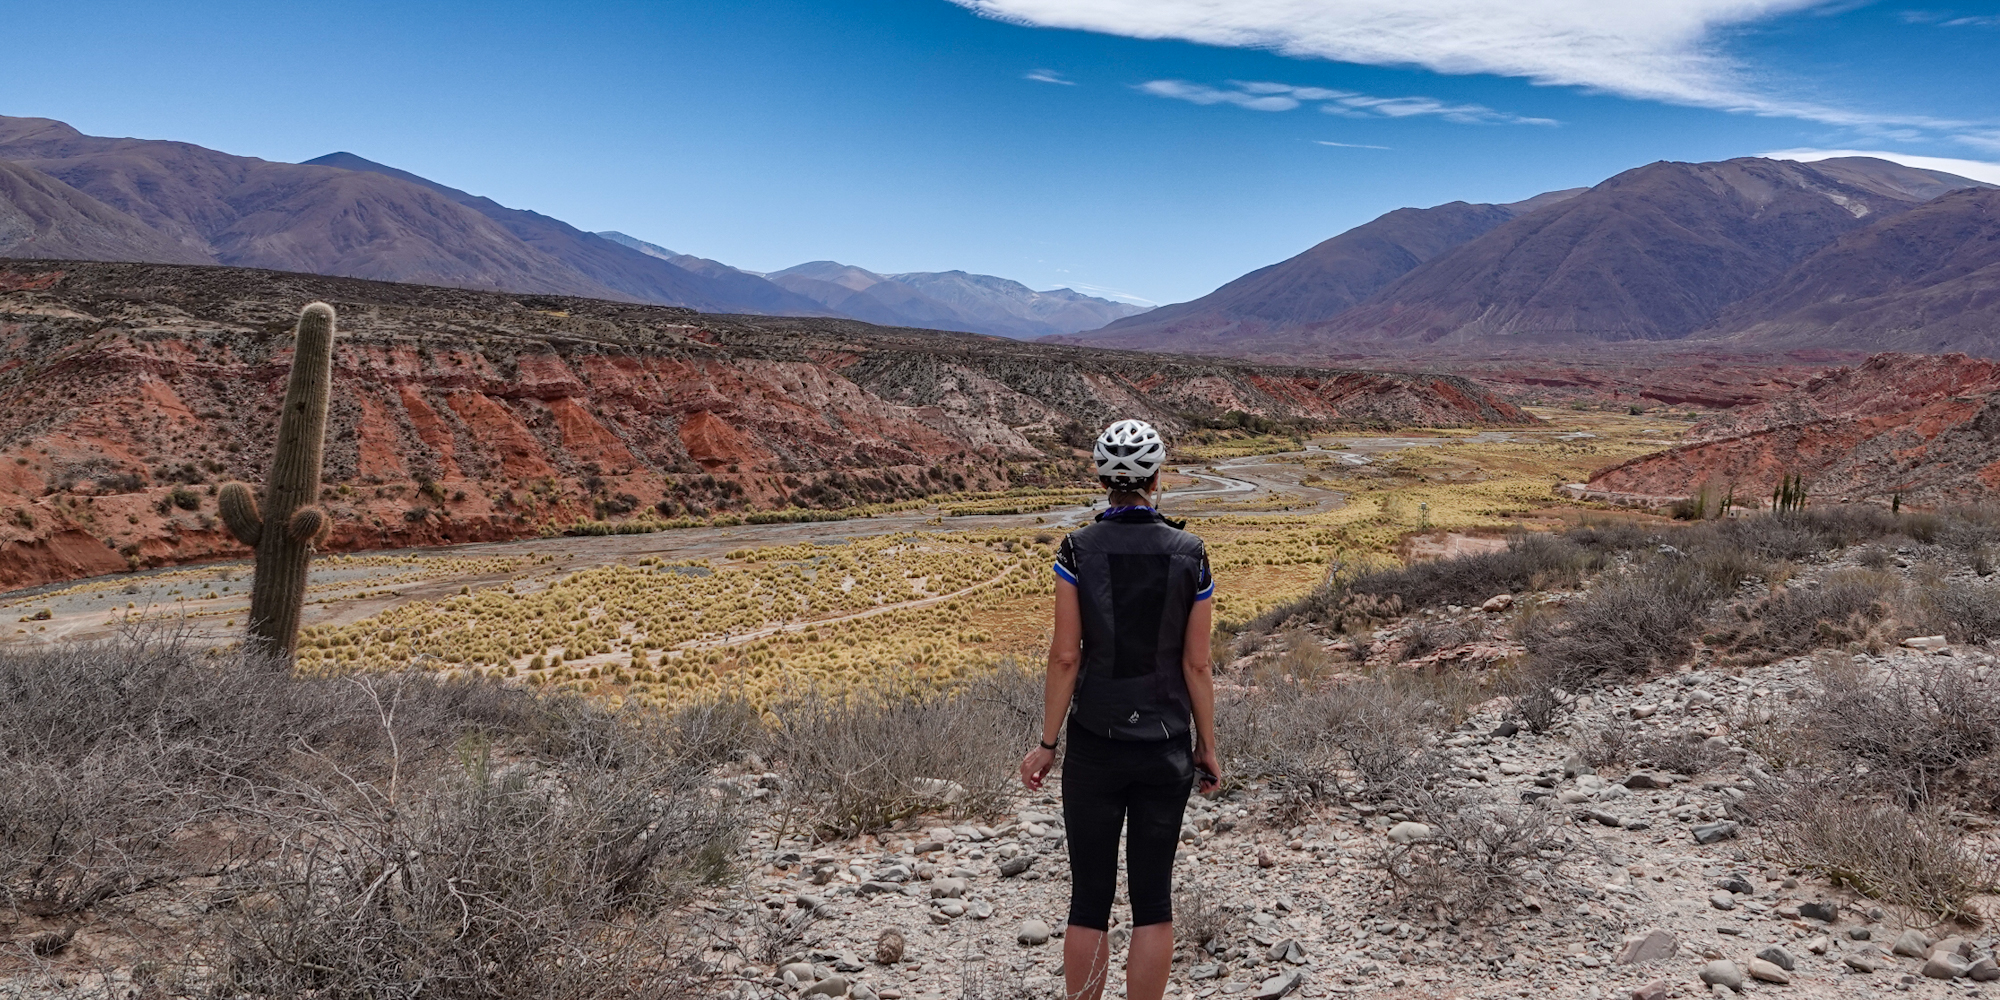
1699;959;1744;992
1386;821;1431;844
1631;979;1669;1000
1691;821;1740;844
1756;944;1795;971
1254;969;1305;999
1746;957;1790;984
1893;929;1932;958
1615;929;1678;964
1845;946;1892;973
1707;891;1737;911
1797;900;1839;922
1017;920;1052;946
1924;952;1972;979
802;975;849;997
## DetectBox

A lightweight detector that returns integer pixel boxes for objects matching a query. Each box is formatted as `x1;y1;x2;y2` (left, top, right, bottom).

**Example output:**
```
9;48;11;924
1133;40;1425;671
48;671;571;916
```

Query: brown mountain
1065;189;1583;352
1069;156;1991;359
1706;186;2000;356
0;159;210;264
1315;157;1982;347
0;259;1530;590
301;152;833;316
0;116;827;314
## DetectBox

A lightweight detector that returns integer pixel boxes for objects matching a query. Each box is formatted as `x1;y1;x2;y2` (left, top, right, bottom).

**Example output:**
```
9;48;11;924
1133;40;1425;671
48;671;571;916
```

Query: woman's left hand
1020;746;1057;791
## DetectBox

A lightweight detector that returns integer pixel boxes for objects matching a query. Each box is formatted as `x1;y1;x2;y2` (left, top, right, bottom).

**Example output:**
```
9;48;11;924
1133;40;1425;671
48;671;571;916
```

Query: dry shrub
1733;572;1896;661
1346;532;1595;613
1173;882;1229;948
0;634;739;998
1761;779;1996;924
1371;788;1585;920
221;734;733;999
1520;567;1717;684
1630;730;1726;776
1573;721;1634;771
1802;657;2000;803
1220;672;1449;811
666;694;767;770
1916;579;2000;645
766;665;1036;839
1398;620;1473;662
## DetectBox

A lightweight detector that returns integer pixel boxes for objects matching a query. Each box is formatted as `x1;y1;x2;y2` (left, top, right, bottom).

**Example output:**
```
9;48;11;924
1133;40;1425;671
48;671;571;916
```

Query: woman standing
1019;418;1221;1000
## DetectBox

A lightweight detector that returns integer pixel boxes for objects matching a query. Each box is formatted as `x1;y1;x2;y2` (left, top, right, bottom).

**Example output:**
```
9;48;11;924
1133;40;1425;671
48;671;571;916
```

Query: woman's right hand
1020;746;1057;791
1193;743;1222;795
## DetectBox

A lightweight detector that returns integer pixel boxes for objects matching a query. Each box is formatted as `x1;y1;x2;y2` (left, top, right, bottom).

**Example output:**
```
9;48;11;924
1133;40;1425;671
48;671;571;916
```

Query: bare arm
1021;579;1082;791
1183;596;1220;793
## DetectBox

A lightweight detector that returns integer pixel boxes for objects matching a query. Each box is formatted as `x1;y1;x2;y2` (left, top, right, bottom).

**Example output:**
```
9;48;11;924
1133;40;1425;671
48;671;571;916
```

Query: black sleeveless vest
1056;508;1211;741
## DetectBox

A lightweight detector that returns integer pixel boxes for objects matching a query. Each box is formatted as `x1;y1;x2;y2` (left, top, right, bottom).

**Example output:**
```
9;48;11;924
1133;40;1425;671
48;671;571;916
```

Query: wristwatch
1038;738;1059;751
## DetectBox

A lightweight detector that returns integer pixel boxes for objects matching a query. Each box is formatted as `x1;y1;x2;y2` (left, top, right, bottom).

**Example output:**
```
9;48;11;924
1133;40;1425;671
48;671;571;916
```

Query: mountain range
596;233;1149;339
0;116;1136;339
9;113;1999;360
1072;156;2000;357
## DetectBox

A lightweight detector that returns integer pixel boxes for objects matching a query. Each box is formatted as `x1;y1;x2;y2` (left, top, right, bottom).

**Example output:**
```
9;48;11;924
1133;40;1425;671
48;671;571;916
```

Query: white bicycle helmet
1093;419;1166;489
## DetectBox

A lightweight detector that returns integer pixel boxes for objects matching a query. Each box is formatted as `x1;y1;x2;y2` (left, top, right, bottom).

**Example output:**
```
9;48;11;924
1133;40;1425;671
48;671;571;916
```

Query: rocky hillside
1710;187;2000;356
1588;353;2000;505
0;260;1528;590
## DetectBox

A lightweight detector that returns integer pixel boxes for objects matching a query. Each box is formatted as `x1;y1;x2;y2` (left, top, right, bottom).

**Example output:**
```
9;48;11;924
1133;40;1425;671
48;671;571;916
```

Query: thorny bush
0;632;741;998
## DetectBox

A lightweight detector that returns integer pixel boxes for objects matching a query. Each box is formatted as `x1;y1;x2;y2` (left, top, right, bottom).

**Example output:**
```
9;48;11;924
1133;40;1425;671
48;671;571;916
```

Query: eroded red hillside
0;261;1531;590
1589;353;2000;505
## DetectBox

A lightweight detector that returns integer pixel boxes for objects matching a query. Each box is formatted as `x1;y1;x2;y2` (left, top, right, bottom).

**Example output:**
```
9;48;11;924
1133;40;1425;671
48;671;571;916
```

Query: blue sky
3;0;1997;305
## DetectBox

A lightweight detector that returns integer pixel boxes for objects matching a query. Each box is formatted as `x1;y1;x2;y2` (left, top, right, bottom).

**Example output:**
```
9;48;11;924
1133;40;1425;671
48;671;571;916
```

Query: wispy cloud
1140;79;1556;125
1762;148;2000;185
1024;68;1076;85
1901;9;2000;27
953;0;1967;131
1136;80;1299;110
1317;140;1392;150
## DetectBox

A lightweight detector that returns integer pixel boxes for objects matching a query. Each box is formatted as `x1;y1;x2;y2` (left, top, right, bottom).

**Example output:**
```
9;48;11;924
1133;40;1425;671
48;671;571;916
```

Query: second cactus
219;301;340;660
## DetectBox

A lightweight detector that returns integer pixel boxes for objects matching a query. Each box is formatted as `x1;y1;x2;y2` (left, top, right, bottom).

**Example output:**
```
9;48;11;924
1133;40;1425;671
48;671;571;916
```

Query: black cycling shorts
1060;723;1194;931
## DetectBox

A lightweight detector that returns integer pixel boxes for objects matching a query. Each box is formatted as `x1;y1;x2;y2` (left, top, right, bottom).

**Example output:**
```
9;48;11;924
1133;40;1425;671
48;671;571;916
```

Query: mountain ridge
0;116;1112;334
1063;156;1997;358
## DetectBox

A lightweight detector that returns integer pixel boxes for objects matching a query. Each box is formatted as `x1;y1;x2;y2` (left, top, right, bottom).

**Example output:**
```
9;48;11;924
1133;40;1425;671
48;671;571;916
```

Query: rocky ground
701;638;2000;1000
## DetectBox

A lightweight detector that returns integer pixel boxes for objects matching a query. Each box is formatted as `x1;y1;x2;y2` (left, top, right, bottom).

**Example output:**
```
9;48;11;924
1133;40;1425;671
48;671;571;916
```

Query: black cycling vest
1057;508;1211;741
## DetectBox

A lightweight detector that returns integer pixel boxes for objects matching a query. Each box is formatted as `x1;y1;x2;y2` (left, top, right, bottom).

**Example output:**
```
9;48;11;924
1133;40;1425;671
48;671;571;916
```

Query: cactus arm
288;505;328;546
218;482;263;546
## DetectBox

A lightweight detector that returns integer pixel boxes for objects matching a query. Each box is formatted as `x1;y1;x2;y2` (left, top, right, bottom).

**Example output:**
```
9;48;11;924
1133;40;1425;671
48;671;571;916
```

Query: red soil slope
0;261;1531;591
1589;353;2000;506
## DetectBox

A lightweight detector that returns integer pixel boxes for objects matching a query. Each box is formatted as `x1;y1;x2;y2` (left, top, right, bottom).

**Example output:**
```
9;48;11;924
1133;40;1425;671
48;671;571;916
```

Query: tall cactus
219;302;339;660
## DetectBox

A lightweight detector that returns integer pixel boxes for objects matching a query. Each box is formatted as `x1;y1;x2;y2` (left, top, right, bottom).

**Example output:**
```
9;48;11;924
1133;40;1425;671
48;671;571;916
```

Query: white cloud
1025;69;1076;85
1137;79;1300;110
951;0;1953;127
1762;148;2000;185
1901;9;2000;27
1317;140;1392;149
1139;79;1556;125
